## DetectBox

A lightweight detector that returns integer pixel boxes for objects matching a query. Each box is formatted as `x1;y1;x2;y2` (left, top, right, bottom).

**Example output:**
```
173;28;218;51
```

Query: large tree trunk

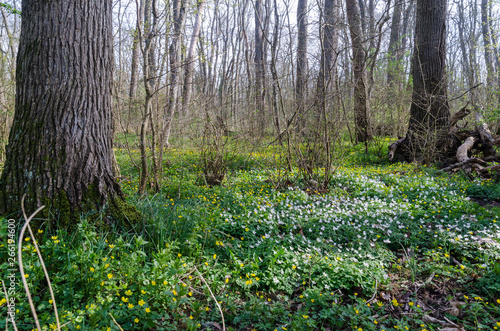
392;0;450;162
0;0;139;224
296;0;308;133
346;0;370;143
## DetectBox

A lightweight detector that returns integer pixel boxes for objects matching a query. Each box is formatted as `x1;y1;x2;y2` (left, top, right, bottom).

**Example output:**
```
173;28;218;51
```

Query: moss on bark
1;182;141;230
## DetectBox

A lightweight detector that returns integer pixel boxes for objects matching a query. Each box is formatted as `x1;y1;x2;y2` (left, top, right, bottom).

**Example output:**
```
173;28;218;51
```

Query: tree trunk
162;0;187;148
254;0;266;136
387;0;402;86
129;0;143;99
270;0;282;142
0;0;139;224
317;0;339;112
296;0;308;133
397;0;450;162
357;0;366;32
138;0;159;195
481;0;495;88
400;0;414;64
181;0;206;116
457;0;473;91
346;0;370;143
487;0;500;108
367;0;375;51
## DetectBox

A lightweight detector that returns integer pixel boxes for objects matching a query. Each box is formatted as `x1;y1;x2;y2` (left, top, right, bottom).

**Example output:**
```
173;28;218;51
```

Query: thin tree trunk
0;7;16;63
129;0;143;98
457;0;472;88
358;0;366;32
181;0;206;116
400;0;414;63
387;0;402;86
368;0;375;51
317;0;339;119
163;0;187;148
271;0;282;142
296;0;308;133
138;0;159;195
481;0;494;88
346;0;370;143
488;0;500;107
255;0;266;136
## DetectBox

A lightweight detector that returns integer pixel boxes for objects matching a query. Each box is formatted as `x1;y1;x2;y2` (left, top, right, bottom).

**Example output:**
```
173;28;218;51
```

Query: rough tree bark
390;0;450;163
346;0;371;143
0;0;140;224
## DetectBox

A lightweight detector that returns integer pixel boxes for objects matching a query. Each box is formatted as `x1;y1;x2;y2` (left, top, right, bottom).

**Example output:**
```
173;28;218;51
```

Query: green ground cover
1;142;500;330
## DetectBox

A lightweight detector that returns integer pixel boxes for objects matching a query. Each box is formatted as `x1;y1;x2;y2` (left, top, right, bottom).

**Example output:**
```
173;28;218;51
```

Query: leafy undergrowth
1;143;500;331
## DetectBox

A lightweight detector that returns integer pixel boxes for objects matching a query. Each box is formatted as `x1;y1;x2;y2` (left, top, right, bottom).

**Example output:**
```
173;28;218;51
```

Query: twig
440;158;488;172
21;196;61;330
18;201;45;331
194;265;225;331
425;272;435;285
2;280;19;331
109;313;125;331
449;83;482;102
366;279;378;304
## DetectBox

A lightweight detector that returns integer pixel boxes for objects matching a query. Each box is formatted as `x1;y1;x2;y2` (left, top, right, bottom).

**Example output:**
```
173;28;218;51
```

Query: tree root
389;106;499;178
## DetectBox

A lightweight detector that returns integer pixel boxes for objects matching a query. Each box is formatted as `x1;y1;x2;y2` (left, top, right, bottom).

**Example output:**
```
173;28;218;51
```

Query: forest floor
1;137;500;330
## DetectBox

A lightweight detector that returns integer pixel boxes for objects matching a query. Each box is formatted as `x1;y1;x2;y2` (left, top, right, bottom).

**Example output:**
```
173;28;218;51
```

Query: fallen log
389;104;499;177
456;137;476;163
388;137;406;162
440;158;488;172
478;164;500;174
